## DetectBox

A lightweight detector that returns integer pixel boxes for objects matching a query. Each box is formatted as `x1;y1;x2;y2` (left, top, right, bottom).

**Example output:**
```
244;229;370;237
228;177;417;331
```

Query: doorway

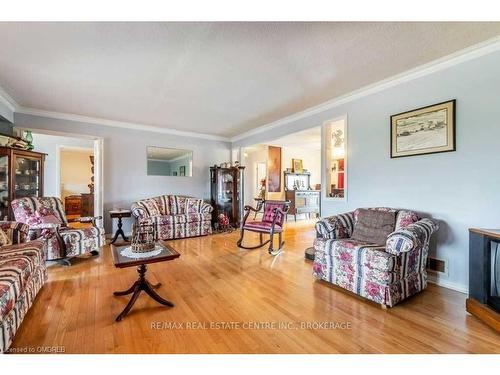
16;129;104;226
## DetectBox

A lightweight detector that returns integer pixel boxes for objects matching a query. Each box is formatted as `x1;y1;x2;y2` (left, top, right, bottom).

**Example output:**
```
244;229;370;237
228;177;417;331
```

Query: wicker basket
131;223;157;253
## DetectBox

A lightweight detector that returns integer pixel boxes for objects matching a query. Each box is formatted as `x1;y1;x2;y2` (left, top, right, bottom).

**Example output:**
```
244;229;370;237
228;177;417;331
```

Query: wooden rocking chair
237;200;291;255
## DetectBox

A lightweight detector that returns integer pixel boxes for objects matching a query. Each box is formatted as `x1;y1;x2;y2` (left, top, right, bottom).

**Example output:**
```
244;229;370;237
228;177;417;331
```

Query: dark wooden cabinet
81;193;94;217
0;147;46;220
284;171;320;221
210;166;245;228
65;195;82;215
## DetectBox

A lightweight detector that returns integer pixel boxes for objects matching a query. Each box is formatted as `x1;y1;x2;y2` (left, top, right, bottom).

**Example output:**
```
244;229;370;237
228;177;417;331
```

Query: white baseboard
427;276;468;295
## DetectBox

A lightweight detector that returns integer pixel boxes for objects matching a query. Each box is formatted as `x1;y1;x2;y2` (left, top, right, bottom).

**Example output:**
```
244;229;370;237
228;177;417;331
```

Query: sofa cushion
0;246;43;320
154;195;170;215
169;195;188;214
186;213;211;223
138;199;161;217
351;209;396;245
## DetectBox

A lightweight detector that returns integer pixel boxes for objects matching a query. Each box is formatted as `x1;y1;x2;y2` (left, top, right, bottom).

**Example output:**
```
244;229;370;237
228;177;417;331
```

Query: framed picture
179;166;186;176
267;146;281;192
292;158;303;173
390;99;456;158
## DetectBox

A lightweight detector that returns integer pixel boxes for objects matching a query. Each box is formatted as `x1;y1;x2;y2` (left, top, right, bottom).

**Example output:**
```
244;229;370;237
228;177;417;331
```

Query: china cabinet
0;147;46;220
210;166;245;228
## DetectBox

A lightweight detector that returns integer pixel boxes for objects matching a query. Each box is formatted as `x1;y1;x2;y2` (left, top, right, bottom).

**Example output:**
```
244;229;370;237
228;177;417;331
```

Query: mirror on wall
323;117;346;200
147;146;193;177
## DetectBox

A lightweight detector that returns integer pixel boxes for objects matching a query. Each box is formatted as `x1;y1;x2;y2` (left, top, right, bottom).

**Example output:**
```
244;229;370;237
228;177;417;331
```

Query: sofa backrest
353;207;420;231
12;197;68;225
132;195;205;219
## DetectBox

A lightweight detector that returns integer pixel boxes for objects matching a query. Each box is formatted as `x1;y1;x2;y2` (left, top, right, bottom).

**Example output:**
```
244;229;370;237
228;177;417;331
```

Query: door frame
14;127;104;225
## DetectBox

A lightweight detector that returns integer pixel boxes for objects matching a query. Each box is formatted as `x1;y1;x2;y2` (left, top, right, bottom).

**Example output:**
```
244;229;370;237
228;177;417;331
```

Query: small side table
109;210;132;244
111;241;180;321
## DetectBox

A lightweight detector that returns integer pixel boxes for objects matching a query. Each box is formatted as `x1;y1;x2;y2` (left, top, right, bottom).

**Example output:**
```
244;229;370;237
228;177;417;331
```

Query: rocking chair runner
237;200;291;255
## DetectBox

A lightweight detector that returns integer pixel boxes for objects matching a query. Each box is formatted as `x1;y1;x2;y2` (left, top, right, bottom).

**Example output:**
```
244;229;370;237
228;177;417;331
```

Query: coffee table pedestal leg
114;264;174;322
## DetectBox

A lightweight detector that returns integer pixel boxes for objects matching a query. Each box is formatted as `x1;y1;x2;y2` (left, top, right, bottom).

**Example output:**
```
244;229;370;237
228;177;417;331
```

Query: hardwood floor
11;220;500;353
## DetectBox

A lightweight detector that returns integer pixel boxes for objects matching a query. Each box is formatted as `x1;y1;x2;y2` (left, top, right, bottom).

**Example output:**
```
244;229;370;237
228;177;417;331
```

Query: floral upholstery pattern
0;224;46;353
131;195;212;240
313;208;438;307
11;197;105;261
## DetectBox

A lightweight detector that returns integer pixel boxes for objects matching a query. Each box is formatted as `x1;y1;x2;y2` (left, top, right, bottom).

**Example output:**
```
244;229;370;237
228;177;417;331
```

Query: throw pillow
351;208;396;245
0;228;12;247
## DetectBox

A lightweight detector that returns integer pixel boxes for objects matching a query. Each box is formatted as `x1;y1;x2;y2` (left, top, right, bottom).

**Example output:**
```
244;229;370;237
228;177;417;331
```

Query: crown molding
230;35;500;143
0;85;19;113
16;107;230;142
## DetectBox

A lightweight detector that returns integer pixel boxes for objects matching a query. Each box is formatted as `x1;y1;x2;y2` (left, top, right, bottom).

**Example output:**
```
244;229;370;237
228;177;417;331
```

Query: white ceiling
0;22;499;139
268;126;321;150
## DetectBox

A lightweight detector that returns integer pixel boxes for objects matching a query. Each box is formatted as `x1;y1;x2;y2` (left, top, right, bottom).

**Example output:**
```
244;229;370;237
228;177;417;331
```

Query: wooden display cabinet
0;147;46;220
210;166;245;229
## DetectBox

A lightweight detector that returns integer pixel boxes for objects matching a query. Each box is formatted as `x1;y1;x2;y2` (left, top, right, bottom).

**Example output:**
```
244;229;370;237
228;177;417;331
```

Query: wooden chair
237;200;291;255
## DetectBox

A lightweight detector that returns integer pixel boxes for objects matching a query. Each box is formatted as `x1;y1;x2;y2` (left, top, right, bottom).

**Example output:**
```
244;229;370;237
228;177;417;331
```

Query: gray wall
14;113;231;235
233;50;500;292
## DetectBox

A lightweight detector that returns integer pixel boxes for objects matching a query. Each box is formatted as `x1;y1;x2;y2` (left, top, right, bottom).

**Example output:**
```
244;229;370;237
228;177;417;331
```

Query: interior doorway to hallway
15;129;104;226
241;126;321;221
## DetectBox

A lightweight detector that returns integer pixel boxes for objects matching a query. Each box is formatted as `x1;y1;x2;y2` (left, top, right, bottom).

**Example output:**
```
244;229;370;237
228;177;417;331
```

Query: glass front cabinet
0;147;46;220
210;166;245;229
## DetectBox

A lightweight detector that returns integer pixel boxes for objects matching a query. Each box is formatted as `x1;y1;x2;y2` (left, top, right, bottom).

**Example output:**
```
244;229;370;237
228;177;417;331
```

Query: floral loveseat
0;222;46;353
313;207;438;307
131;195;212;240
12;197;105;262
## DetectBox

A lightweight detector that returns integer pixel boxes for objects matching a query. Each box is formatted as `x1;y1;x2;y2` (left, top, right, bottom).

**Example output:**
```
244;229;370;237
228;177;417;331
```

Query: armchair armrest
68;216;103;226
243;205;261;213
386;218;439;255
28;222;63;230
0;221;30;244
315;211;354;239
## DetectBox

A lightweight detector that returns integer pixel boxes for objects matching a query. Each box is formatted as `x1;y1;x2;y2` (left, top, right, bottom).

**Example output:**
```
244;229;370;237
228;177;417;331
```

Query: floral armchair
313;207;439;307
11;197;105;263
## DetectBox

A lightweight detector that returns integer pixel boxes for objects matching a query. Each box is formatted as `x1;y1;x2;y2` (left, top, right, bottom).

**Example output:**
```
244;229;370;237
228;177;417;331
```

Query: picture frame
390;99;456;158
292;158;303;173
267;146;281;192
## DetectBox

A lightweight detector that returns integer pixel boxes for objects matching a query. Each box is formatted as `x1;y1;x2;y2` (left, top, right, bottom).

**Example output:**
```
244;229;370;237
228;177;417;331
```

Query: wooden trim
469;228;500;240
466;298;500;333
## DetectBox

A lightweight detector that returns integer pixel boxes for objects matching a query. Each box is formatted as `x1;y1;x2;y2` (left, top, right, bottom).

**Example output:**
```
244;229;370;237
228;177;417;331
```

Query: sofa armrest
200;202;213;213
0;221;30;244
386;218;439;255
131;202;149;220
315;211;355;239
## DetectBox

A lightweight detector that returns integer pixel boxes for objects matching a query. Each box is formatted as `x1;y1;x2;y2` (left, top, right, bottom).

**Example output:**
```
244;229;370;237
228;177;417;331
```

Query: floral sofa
313;207;439;307
131;195;213;240
11;197;105;262
0;222;46;353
